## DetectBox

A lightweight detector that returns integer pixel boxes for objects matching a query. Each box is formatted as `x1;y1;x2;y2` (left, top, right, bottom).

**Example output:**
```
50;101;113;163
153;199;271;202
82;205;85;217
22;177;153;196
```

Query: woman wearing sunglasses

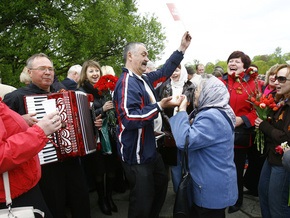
255;64;290;217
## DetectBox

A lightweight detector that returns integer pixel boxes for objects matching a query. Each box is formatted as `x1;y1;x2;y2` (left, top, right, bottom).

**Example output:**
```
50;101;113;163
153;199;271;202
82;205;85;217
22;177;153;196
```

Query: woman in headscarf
170;75;238;217
157;64;195;193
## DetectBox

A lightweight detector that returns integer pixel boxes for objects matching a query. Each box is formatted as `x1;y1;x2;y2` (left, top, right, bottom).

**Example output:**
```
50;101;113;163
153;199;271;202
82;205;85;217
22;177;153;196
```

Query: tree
0;0;165;87
205;62;214;74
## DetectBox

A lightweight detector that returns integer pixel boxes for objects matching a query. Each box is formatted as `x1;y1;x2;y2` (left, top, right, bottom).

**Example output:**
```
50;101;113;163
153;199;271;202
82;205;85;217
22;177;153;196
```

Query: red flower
248;92;281;154
249;93;279;120
275;142;290;155
94;75;118;95
275;145;284;155
93;75;119;126
246;67;259;80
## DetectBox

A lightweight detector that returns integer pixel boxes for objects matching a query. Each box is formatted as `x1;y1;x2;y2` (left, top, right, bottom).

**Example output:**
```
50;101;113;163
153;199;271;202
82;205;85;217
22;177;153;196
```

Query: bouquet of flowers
94;74;118;154
248;93;280;153
94;74;118;125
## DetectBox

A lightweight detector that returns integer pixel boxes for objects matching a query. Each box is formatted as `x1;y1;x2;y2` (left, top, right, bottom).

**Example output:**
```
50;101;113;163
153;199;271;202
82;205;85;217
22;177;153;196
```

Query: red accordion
24;91;97;165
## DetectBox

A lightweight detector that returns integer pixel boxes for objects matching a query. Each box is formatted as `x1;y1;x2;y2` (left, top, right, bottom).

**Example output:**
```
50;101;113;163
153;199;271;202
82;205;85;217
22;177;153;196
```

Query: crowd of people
1;29;290;218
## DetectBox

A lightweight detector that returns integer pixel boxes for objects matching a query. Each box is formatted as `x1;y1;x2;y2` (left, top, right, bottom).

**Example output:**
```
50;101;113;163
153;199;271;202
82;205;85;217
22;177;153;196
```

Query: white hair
68;64;82;76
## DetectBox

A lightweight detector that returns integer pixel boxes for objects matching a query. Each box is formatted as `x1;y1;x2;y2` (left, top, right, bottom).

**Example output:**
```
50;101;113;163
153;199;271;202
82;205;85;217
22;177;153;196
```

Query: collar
28;83;54;94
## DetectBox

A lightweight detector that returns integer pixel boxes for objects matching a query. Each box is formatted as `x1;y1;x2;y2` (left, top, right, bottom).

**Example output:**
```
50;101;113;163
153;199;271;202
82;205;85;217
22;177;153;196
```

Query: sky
136;0;290;66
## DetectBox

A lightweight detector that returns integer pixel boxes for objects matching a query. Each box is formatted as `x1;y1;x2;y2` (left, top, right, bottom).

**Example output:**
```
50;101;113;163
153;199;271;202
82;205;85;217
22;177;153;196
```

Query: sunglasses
275;76;290;83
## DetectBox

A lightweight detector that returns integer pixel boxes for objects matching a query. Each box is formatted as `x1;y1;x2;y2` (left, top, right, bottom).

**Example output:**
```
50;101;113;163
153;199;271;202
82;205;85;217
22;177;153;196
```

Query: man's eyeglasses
30;66;55;73
275;76;290;83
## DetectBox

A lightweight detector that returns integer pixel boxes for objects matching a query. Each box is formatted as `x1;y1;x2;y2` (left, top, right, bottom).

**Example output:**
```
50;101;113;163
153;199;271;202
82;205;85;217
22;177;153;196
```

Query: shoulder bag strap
3;172;12;206
2;172;45;217
181;136;190;174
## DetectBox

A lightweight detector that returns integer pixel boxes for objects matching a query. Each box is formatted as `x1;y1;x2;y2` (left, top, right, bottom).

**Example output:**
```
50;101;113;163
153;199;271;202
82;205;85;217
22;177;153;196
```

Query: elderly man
61;64;82;90
3;53;91;218
113;31;191;218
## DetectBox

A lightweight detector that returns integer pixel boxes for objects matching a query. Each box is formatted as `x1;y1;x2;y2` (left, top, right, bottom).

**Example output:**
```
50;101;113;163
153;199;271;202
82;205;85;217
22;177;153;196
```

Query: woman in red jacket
0;98;61;217
220;51;258;213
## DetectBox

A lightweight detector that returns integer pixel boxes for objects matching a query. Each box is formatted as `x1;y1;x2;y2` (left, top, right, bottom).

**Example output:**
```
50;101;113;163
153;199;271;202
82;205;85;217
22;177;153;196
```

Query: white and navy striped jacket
113;50;184;165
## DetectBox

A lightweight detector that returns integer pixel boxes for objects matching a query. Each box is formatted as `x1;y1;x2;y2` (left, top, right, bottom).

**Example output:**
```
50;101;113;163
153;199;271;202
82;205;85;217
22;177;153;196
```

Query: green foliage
1;0;289;87
205;62;214;74
252;60;269;75
0;0;165;87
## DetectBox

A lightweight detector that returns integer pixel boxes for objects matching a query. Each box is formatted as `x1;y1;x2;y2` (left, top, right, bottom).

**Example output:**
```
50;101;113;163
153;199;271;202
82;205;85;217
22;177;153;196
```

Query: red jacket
221;72;258;148
0;100;48;202
221;72;257;126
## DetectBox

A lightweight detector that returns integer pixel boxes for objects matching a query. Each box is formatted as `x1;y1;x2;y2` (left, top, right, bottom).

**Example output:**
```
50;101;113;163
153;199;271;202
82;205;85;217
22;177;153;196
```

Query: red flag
166;3;181;21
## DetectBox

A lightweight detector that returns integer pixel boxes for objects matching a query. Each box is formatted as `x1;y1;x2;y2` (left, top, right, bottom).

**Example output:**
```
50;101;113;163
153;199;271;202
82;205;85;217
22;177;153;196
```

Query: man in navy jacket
113;31;192;218
61;64;82;90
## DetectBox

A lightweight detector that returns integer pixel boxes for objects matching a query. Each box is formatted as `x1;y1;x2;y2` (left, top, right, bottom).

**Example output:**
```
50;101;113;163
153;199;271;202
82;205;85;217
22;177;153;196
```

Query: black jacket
260;100;290;165
3;83;62;115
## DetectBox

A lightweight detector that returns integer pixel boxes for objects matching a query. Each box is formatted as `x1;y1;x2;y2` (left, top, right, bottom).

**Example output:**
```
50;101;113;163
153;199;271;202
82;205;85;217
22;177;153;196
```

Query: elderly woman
170;75;238;217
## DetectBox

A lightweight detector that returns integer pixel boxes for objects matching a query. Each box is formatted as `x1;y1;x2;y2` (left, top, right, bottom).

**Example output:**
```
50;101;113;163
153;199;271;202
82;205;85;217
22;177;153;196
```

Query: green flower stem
104;90;116;126
255;128;264;154
107;109;116;126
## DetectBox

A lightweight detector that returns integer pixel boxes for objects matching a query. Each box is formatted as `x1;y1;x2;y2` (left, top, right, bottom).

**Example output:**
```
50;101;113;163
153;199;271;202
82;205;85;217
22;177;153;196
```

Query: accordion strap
2;172;12;206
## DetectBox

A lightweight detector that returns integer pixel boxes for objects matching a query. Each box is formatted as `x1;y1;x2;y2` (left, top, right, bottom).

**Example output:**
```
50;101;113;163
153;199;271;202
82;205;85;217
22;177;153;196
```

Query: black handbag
234;125;255;147
173;136;193;218
158;112;178;166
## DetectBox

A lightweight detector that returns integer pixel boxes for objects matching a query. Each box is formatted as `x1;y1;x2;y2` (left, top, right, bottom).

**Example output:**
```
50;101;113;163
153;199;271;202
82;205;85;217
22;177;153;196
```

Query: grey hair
26;53;53;68
123;42;146;63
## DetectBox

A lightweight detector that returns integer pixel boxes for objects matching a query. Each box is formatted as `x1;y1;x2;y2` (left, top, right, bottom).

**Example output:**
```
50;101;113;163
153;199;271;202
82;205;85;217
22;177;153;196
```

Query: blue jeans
258;159;290;218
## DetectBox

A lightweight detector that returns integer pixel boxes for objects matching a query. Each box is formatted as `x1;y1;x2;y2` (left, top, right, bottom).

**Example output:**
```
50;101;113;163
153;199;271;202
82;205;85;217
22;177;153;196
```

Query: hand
94;114;102;128
159;95;185;109
235;116;244;127
178;31;192;54
103;101;114;112
255;117;263;128
178;94;188;111
36;111;62;136
22;113;38;126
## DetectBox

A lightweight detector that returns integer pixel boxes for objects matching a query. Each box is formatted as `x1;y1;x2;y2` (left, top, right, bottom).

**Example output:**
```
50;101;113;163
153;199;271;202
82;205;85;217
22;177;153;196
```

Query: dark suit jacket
61;78;77;90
